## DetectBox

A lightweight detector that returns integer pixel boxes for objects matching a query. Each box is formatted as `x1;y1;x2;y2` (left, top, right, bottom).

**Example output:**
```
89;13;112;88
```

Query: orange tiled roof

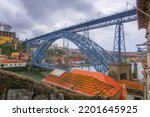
0;59;24;63
42;70;125;99
119;84;127;100
0;56;7;58
119;80;144;91
71;69;118;87
70;57;84;61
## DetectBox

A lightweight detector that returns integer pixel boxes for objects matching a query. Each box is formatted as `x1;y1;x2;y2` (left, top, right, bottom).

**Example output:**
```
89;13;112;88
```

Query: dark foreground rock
0;69;93;100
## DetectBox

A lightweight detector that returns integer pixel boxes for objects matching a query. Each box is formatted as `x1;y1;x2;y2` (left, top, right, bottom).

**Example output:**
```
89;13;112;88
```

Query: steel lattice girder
31;31;116;73
113;23;126;63
24;8;137;44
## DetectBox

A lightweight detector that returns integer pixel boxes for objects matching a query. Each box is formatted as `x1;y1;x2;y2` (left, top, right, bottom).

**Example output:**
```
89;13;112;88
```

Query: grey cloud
20;0;97;24
0;0;145;51
0;3;34;33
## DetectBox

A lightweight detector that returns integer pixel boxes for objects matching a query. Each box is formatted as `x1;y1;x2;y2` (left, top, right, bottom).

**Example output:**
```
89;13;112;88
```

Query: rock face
7;89;33;100
0;70;90;100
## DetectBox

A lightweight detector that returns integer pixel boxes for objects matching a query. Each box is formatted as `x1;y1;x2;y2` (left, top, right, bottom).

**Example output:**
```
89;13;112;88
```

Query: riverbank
13;63;144;81
15;71;51;81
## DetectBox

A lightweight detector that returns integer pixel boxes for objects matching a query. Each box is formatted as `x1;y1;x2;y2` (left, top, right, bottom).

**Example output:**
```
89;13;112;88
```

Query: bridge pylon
113;23;126;63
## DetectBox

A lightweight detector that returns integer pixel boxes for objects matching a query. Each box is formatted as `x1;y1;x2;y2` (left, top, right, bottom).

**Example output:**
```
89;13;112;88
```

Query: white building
0;59;26;68
0;55;8;60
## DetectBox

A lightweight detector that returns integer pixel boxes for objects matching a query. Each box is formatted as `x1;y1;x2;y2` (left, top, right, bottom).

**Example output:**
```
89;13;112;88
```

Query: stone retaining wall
0;70;91;100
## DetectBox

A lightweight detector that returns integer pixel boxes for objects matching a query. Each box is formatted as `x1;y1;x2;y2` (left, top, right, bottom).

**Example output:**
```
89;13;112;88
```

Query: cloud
0;0;146;51
20;0;97;24
0;0;34;36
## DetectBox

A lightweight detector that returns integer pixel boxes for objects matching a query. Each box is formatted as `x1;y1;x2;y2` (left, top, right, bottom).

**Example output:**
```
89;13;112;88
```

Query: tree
108;71;118;80
0;64;4;69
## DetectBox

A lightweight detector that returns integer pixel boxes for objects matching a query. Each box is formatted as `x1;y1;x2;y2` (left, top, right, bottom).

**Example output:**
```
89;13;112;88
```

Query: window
134;96;142;100
120;73;127;80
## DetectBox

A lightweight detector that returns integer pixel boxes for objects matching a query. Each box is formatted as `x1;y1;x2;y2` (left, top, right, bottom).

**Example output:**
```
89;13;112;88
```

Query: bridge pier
113;23;126;63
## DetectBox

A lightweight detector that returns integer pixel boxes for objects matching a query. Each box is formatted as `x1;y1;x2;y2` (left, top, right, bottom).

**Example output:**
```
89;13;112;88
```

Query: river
15;63;144;81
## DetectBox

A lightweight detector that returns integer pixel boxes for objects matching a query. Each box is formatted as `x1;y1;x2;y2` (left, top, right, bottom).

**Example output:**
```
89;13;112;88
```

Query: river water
15;63;144;81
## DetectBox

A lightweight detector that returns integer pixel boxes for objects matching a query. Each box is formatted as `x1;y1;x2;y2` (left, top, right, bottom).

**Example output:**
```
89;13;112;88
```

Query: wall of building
127;94;144;100
109;63;132;81
0;30;16;39
0;62;27;68
0;36;13;45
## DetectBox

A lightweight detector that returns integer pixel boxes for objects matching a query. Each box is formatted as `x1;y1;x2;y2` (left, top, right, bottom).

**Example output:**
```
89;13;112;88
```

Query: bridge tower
113;23;126;63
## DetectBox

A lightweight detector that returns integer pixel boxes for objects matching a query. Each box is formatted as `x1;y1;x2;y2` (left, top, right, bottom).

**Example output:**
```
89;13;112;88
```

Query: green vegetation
0;64;4;69
0;43;13;56
108;71;118;80
0;40;27;56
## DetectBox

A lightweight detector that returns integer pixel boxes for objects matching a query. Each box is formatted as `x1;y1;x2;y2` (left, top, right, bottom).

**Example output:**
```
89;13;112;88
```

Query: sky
0;0;147;52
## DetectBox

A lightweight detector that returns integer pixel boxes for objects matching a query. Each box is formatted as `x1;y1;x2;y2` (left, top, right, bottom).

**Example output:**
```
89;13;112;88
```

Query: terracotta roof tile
119;80;144;91
71;69;118;87
42;70;125;99
0;59;25;63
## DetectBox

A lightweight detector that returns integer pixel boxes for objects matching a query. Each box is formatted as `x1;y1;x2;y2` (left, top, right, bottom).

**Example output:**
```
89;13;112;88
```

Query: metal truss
31;31;116;73
24;8;137;73
24;8;137;44
113;23;126;63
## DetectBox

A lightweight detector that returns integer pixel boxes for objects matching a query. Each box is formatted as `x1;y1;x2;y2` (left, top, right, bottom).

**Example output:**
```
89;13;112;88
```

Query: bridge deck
24;8;137;44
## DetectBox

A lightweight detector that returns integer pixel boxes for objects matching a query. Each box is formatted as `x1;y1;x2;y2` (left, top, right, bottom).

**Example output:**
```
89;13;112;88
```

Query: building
109;63;132;81
70;56;85;65
0;36;13;45
0;30;17;45
42;69;126;100
0;23;12;31
0;55;8;60
119;80;144;100
0;59;27;68
11;52;20;59
0;30;16;39
137;0;150;99
19;52;29;61
0;23;17;45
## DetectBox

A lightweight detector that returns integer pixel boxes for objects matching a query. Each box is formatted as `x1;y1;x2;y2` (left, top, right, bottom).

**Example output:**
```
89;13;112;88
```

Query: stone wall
0;69;92;100
109;63;132;81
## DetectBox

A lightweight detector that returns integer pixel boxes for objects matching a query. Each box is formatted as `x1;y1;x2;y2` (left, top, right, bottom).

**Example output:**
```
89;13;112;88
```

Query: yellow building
11;52;19;59
0;36;13;45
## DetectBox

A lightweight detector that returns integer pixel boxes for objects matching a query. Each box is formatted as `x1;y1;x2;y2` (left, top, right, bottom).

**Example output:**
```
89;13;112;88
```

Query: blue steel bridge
24;8;137;74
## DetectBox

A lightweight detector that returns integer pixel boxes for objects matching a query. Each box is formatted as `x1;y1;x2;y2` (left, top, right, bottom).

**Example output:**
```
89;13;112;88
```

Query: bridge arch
31;31;115;73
